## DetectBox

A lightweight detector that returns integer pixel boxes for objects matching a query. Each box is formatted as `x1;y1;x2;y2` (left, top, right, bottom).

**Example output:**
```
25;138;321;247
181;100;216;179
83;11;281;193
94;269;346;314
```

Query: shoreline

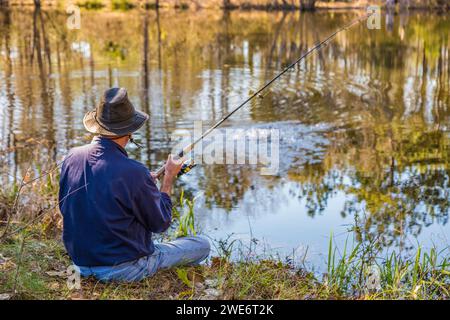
1;1;449;12
1;6;449;14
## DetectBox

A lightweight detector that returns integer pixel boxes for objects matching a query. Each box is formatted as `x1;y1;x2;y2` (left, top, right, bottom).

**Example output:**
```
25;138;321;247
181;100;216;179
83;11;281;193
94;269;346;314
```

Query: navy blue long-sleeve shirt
59;136;172;267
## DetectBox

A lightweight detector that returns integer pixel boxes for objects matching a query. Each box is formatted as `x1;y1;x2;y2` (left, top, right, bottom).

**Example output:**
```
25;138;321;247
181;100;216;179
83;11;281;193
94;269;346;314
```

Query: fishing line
155;13;372;178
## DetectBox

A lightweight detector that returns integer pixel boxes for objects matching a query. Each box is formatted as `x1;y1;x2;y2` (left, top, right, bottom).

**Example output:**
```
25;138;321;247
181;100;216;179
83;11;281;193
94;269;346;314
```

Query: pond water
1;8;449;268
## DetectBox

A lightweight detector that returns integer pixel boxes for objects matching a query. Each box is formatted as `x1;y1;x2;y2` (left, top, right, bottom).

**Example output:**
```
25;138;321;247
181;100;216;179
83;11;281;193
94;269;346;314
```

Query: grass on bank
0;172;324;300
0;226;325;300
1;222;449;300
326;236;449;299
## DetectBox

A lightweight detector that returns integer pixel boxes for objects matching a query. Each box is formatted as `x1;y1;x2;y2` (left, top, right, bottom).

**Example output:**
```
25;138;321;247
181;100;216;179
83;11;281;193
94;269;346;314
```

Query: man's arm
160;175;175;196
153;154;183;196
132;154;182;233
131;174;172;233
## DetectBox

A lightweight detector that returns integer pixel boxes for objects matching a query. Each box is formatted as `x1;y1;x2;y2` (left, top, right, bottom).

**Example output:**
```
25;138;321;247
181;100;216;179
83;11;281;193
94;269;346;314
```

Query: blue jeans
75;236;210;282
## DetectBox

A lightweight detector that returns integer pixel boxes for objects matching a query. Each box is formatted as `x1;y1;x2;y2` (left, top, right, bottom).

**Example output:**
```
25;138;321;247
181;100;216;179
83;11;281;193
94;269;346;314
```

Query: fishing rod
155;13;372;179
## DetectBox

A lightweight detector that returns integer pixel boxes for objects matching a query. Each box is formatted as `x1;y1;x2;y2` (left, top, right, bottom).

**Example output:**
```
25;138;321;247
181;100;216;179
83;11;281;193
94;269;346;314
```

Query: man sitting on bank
59;87;210;281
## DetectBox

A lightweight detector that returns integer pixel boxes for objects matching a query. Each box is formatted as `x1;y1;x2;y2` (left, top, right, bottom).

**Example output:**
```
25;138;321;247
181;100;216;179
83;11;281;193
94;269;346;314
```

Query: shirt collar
92;136;129;157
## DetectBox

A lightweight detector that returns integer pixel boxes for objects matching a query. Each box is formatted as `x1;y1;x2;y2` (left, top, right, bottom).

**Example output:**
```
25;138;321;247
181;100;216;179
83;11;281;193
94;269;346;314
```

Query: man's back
59;136;172;267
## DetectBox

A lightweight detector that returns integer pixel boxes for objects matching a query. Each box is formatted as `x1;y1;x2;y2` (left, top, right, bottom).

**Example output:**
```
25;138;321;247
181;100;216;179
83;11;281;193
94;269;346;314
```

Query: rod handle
154;151;186;179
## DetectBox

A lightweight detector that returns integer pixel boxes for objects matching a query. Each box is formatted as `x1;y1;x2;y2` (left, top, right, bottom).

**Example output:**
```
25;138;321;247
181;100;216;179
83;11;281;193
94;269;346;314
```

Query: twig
12;235;26;297
21;161;63;187
3;183;89;238
0;160;63;241
0;157;35;240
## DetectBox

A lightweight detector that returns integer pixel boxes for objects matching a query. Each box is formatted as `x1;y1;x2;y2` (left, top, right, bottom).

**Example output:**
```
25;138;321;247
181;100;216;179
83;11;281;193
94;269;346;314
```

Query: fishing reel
178;158;197;178
152;158;196;184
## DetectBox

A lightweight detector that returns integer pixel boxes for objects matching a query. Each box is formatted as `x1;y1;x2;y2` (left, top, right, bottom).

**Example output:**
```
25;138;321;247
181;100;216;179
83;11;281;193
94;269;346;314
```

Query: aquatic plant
325;234;450;299
171;190;196;238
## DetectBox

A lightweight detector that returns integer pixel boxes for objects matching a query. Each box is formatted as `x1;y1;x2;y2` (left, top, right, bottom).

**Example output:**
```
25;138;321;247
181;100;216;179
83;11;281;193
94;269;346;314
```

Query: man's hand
160;155;183;195
164;154;184;178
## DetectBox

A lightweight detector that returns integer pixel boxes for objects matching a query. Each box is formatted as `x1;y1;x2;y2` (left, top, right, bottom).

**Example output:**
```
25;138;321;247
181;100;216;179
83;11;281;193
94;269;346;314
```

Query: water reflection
1;8;449;262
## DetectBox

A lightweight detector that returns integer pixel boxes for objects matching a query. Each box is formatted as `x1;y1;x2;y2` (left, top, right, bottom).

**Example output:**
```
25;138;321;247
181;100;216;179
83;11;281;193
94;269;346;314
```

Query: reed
171;190;196;238
325;235;450;299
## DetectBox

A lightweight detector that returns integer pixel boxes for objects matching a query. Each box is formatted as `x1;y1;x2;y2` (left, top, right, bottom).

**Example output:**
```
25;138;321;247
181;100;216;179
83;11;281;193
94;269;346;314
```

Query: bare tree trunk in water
385;0;395;10
267;12;287;72
2;9;14;152
31;6;56;161
399;0;410;10
300;0;315;11
32;7;44;73
39;10;52;74
436;0;450;10
156;6;162;69
141;12;151;163
222;0;231;9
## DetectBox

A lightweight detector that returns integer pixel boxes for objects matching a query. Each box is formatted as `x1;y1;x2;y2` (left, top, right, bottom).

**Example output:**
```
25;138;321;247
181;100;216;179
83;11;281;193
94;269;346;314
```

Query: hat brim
83;109;149;137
